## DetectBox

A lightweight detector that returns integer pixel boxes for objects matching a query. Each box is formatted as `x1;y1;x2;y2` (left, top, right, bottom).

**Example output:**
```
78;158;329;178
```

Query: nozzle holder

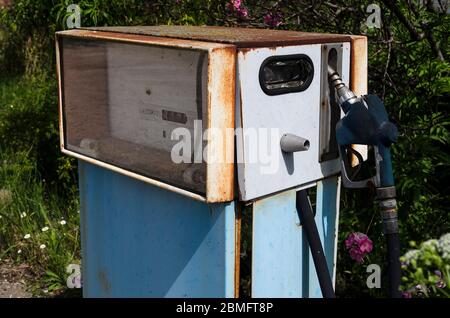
280;134;310;153
328;67;357;106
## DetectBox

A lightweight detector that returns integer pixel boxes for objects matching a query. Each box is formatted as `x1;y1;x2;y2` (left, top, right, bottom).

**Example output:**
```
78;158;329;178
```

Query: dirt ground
0;259;33;298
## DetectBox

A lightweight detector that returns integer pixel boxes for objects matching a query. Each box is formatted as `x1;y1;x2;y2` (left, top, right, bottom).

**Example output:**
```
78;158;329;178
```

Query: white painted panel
237;43;350;201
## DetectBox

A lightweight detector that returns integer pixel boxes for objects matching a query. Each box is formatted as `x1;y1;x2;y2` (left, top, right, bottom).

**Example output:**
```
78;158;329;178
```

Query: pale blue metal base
251;177;340;298
79;161;236;298
79;161;340;298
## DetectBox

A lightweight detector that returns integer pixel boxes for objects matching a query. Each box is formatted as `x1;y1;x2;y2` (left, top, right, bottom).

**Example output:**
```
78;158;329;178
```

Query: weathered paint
251;176;340;298
319;43;351;162
251;189;302;297
307;176;341;296
57;27;355;298
57;29;236;52
85;25;354;48
64;148;207;202
236;44;343;201
206;46;236;203
79;161;236;297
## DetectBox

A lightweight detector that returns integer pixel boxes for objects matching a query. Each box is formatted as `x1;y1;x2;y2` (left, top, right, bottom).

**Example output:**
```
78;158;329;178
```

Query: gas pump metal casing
56;26;368;297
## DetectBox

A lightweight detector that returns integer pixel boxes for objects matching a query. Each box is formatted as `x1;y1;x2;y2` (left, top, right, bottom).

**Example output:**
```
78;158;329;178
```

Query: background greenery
0;0;449;297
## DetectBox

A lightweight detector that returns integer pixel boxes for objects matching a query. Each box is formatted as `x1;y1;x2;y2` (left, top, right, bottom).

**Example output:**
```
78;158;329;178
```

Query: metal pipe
327;65;357;110
386;233;402;298
296;189;336;298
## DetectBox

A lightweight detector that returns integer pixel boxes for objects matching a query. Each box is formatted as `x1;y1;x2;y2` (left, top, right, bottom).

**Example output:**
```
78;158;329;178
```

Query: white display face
106;42;208;153
236;43;350;201
61;37;208;194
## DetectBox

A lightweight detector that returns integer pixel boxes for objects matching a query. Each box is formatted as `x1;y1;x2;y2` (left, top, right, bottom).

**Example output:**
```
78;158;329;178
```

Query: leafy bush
0;74;77;196
401;233;450;298
0;75;80;294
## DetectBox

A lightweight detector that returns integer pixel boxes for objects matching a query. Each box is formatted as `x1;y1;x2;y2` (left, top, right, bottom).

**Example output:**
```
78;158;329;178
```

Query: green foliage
400;234;450;298
0;147;80;294
0;0;227;75
0;73;80;293
0;74;77;196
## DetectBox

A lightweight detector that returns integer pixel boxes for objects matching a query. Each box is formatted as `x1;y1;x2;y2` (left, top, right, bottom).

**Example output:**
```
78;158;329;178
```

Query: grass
0;75;81;296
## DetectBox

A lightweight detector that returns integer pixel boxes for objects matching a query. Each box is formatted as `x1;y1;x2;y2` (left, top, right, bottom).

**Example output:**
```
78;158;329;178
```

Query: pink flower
402;291;412;298
263;12;283;27
227;0;249;20
349;249;365;263
359;237;373;253
237;7;248;18
0;0;12;9
231;0;241;9
345;232;373;263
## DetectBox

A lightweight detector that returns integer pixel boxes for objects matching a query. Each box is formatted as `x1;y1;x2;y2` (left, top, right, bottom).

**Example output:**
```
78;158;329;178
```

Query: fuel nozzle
327;66;357;110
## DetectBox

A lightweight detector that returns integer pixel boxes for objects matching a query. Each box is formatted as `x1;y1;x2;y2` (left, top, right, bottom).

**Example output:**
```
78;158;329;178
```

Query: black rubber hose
386;232;402;298
296;189;336;298
379;193;401;298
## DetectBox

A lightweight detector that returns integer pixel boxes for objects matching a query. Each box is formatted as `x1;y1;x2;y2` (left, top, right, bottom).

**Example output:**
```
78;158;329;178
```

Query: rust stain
238;46;258;55
82;25;354;48
98;268;112;295
57;29;233;51
205;45;236;203
349;35;368;95
321;98;329;122
349;35;368;167
239;46;278;56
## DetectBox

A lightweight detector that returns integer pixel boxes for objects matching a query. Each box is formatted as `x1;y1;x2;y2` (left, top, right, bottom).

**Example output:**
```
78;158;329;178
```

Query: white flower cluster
403;249;420;264
438;233;450;261
421;239;439;252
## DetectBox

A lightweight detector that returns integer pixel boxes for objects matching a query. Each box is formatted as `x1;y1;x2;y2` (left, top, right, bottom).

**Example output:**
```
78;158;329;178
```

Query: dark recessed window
259;54;314;96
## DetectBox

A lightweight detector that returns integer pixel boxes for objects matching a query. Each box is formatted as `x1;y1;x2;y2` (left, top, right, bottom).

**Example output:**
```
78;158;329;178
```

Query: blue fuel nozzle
327;67;398;189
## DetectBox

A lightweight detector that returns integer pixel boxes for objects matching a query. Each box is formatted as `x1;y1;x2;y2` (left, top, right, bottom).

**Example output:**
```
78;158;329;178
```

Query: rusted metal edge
205;46;236;203
56;29;236;51
329;176;341;287
55;35;65;152
235;76;247;202
349;35;369;166
81;26;355;48
245;181;318;205
61;148;207;202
